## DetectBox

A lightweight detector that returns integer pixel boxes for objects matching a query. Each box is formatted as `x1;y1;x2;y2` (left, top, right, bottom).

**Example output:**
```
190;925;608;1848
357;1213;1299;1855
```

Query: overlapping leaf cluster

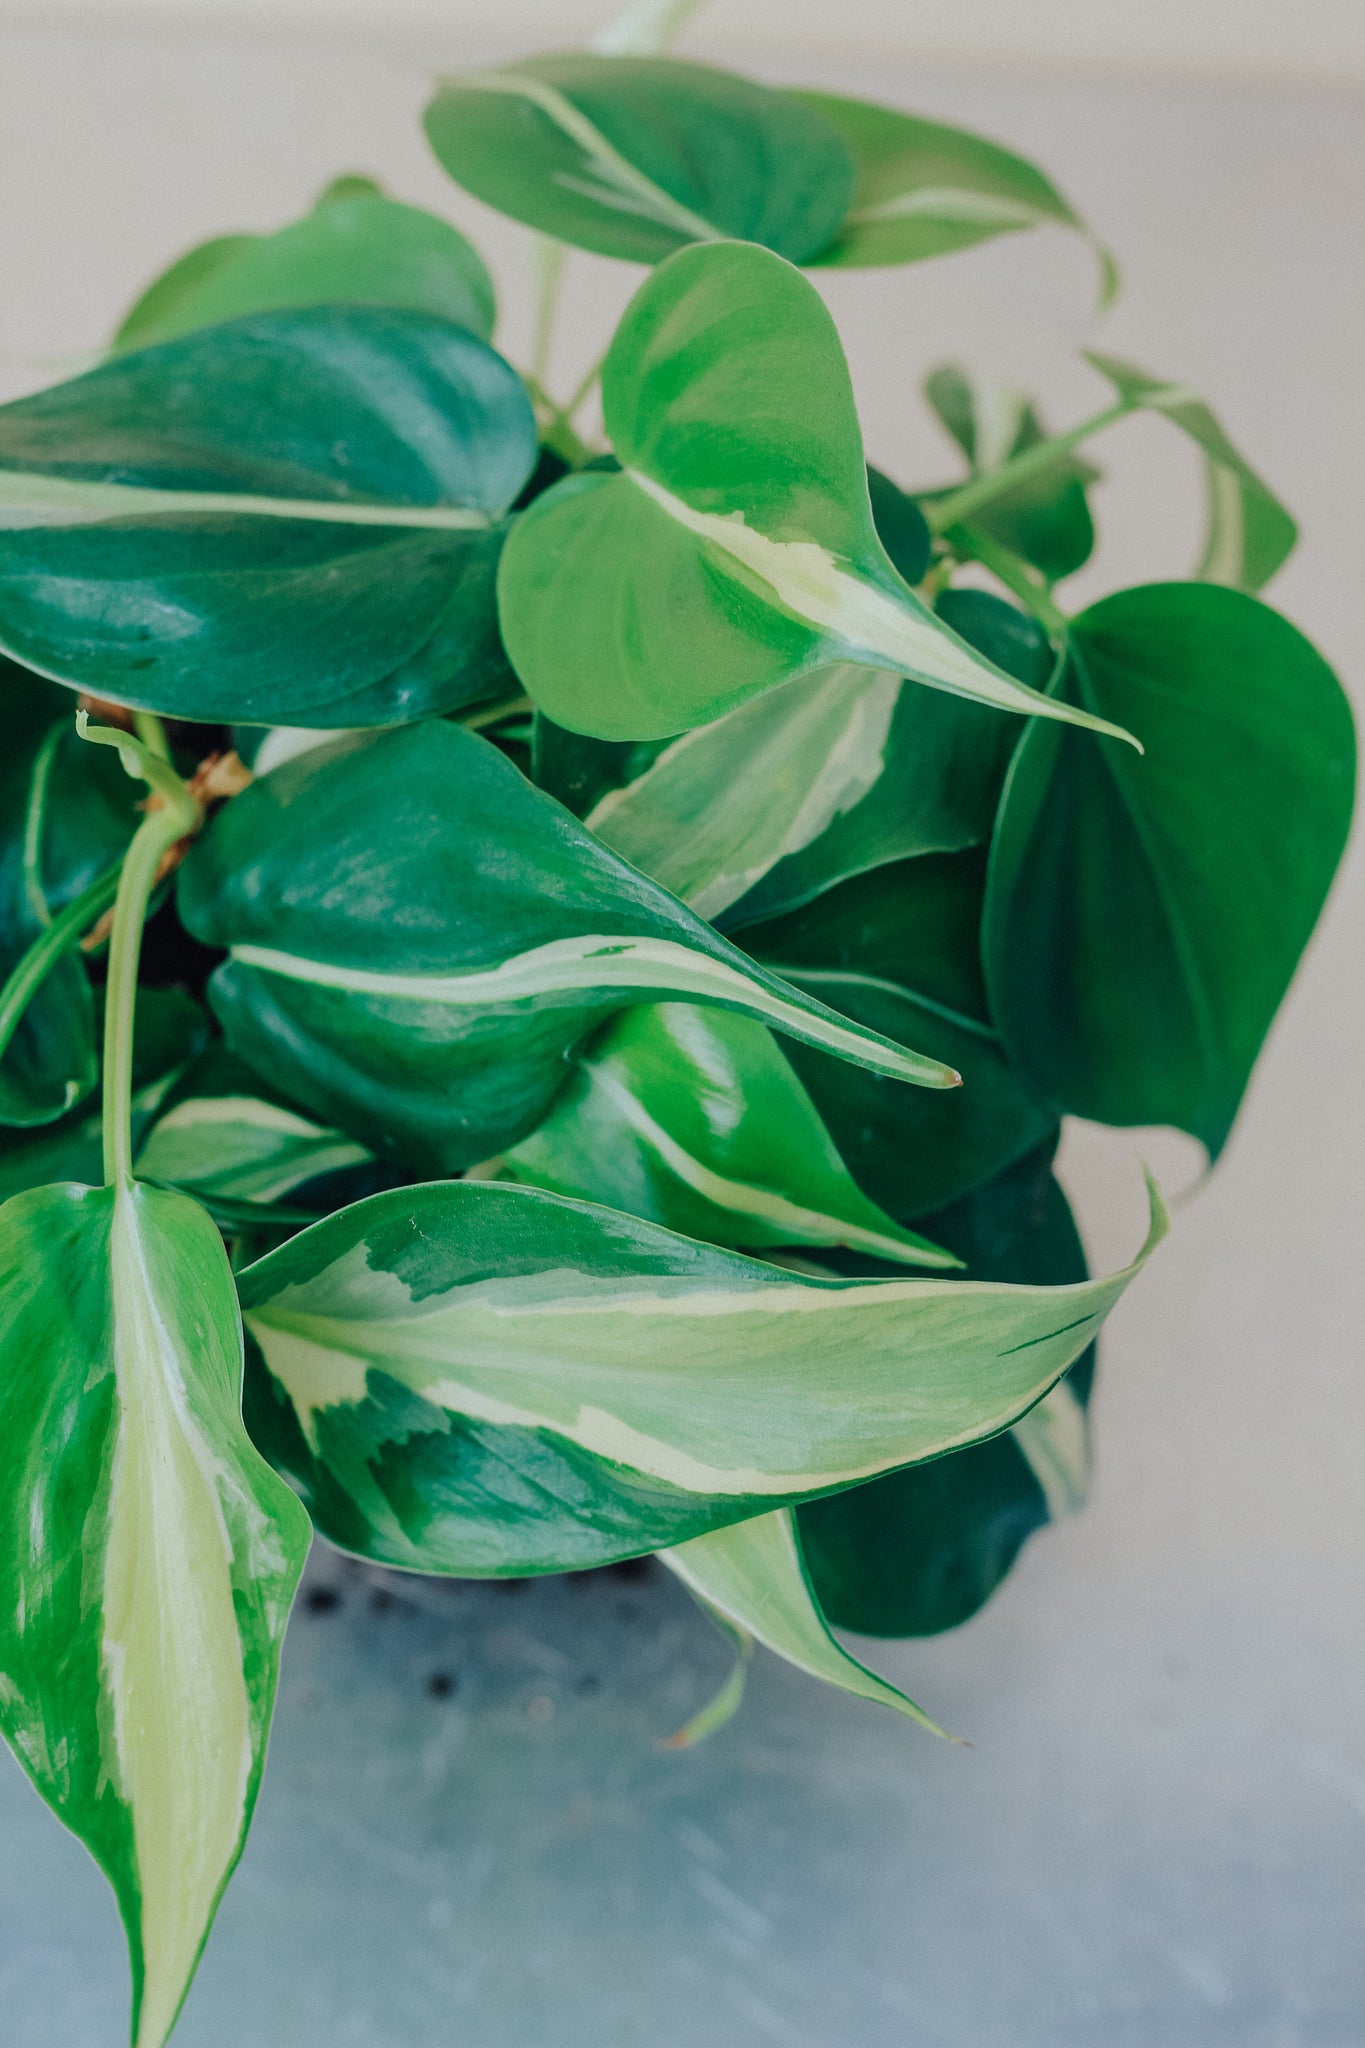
0;21;1354;2047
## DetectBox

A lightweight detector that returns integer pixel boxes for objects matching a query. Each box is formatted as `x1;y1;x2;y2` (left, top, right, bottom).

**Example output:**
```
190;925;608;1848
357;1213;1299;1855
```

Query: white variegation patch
626;468;1135;744
102;1189;251;2048
137;1095;371;1204
0;469;491;532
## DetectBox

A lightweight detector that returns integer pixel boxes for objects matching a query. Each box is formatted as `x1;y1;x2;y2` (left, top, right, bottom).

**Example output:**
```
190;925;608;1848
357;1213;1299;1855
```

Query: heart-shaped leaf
1085;353;1296;591
799;1142;1094;1637
238;1173;1163;1575
0;1179;311;2048
924;364;1098;584
741;850;1058;1218
0;307;536;727
424;56;855;265
496;240;1138;745
984;584;1355;1153
791;90;1114;300
661;1507;947;1733
501;1001;958;1267
177;722;957;1176
114;182;496;351
0;667;142;1125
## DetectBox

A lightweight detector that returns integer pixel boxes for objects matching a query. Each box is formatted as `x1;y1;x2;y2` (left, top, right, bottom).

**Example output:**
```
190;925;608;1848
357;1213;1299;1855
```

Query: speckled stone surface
1;24;1362;2047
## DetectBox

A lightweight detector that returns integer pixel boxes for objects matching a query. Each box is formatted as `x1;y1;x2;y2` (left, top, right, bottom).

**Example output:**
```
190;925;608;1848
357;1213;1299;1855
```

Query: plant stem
944;524;1071;644
460;692;534;732
0;860;121;1065
132;710;170;761
531;237;567;392
926;399;1131;534
76;717;200;1187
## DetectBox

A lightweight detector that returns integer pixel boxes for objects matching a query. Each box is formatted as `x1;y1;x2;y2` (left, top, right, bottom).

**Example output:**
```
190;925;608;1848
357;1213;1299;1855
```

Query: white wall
0;0;1362;85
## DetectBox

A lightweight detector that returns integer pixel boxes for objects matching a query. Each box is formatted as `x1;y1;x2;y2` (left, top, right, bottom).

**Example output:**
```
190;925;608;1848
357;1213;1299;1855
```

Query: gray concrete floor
0;22;1362;2047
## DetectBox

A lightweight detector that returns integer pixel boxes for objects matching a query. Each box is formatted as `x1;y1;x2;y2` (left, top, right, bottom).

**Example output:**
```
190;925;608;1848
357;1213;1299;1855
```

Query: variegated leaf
500;1001;957;1267
237;1175;1164;1576
177;722;956;1176
662;1506;949;1735
0;1180;312;2048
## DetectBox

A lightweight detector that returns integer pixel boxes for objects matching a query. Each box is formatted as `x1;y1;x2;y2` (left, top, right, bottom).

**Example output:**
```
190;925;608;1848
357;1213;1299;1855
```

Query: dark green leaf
0;667;142;1125
983;583;1356;1152
742;851;1057;1217
177;722;958;1176
424;56;854;265
800;1143;1093;1636
0;307;536;727
114;185;495;350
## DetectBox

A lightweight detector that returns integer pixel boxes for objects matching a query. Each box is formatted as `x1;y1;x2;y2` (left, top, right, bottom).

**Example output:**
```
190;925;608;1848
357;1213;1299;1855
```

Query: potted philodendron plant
0;3;1354;2042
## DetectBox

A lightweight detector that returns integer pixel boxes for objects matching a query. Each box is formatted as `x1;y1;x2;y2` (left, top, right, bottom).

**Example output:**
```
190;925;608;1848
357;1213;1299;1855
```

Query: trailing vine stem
0;860;121;1071
926;398;1131;534
76;714;201;1187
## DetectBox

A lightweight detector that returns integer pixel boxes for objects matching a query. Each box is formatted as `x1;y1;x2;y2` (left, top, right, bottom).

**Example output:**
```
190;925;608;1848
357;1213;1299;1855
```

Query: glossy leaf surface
114;185;496;350
497;241;1135;745
662;1507;946;1732
743;851;1057;1218
0;1180;311;2048
424;56;854;265
501;1001;958;1267
178;722;956;1176
925;364;1097;584
0;669;141;1125
984;583;1356;1153
725;590;1048;928
794;90;1110;297
0;307;536;726
136;1051;373;1205
239;1174;1162;1574
800;1144;1093;1636
1085;352;1296;591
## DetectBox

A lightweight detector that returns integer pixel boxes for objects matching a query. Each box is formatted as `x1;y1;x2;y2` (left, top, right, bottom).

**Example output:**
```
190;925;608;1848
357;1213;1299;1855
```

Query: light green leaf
177;721;957;1177
0;306;536;726
424;56;854;266
983;583;1356;1153
741;850;1058;1218
113;184;495;351
661;1506;948;1734
1084;352;1296;591
0;1179;311;2048
0;667;142;1126
792;90;1114;300
799;1142;1094;1637
724;589;1049;929
237;1173;1163;1575
497;241;1136;746
136;1089;371;1204
501;1001;958;1267
585;664;901;920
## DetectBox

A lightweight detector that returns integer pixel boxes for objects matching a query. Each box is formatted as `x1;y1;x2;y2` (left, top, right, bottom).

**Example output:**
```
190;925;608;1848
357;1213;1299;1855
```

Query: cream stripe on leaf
501;1002;959;1268
237;1173;1164;1578
661;1507;952;1737
136;1093;372;1206
0;304;537;727
497;242;1138;746
177;722;958;1179
0;1180;310;2048
424;56;855;267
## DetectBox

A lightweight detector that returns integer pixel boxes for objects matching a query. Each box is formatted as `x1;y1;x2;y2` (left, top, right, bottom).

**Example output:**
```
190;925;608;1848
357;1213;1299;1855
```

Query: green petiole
0;858;121;1069
76;715;201;1187
926;398;1131;534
